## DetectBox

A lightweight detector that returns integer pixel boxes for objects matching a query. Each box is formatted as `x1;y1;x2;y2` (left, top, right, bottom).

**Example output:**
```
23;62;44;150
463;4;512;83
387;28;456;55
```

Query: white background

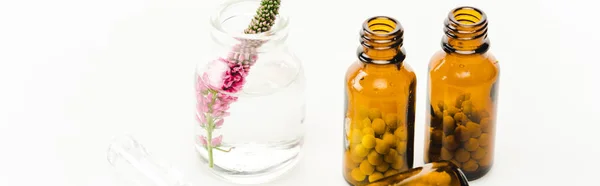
1;0;598;185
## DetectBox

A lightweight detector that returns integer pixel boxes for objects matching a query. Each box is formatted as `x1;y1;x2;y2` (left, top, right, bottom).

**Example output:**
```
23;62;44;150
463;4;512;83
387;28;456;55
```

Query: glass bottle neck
442;6;490;55
357;16;407;65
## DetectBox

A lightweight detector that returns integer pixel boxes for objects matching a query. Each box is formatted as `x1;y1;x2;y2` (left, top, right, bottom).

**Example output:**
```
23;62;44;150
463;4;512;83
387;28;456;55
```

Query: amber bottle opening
442;6;490;54
358;16;406;64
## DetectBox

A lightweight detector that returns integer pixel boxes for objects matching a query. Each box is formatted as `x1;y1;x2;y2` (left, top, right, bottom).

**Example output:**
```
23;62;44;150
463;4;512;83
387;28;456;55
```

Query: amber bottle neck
442;6;490;55
357;16;406;65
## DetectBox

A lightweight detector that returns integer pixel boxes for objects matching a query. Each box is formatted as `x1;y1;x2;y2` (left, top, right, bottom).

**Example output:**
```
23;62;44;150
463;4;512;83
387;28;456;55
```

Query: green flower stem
206;118;215;168
206;91;218;168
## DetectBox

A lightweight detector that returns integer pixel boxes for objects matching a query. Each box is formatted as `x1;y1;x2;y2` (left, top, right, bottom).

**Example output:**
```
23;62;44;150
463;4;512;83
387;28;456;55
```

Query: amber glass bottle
343;16;417;185
365;161;470;186
423;6;500;181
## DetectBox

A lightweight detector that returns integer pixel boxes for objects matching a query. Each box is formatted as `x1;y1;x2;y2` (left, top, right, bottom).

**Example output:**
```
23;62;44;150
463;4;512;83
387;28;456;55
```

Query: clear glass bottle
424;6;499;181
365;161;470;186
194;0;305;184
343;16;417;185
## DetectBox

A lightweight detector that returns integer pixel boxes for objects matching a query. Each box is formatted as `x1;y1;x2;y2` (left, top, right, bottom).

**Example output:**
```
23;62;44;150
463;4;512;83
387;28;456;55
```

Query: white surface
0;0;598;185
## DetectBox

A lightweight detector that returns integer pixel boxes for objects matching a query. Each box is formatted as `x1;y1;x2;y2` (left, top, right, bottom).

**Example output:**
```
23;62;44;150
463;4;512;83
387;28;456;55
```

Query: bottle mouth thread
358;16;406;64
443;6;489;54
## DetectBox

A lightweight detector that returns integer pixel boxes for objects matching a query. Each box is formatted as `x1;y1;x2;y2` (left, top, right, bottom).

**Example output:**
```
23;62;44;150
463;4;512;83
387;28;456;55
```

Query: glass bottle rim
209;0;290;42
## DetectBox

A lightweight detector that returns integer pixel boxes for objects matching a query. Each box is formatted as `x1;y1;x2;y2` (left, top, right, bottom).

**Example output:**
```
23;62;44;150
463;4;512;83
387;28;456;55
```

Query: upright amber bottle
343;16;417;185
366;161;470;186
424;6;500;181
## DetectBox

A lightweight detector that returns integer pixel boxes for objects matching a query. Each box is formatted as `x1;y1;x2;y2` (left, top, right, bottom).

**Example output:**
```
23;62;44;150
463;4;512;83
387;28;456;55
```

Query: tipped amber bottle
343;16;417;185
366;161;470;186
424;6;500;181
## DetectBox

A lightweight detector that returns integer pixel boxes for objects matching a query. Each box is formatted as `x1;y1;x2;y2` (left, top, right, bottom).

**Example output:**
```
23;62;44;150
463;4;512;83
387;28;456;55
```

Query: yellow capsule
471;147;486;160
443;135;459;150
442;115;456;133
383;169;399;177
394;127;407;141
350;129;363;145
360;118;372;129
362;135;376;149
353;144;369;157
396;141;407;154
384;113;398;129
375;139;390;154
441;148;453;160
375;162;389;172
480;117;492;133
368;108;382;121
462;159;479;172
454;125;470;142
479;153;492;167
454;112;466;124
384;149;398;163
372;118;386;135
360;160;375;175
454;148;470;163
351;168;366;181
367;150;383;166
391;155;404;170
464;138;479;152
362;127;375;137
479;133;490;147
382;133;396;147
368;172;385;183
466;121;482;138
351;153;364;164
447;106;459;117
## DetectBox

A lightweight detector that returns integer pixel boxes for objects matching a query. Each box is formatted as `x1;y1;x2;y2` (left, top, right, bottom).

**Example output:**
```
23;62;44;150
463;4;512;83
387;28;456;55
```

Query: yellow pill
443;135;459;150
454;112;467;124
362;135;376;149
351;153;364;163
464;138;479;152
362;127;375;136
447;106;459;117
375;162;389;172
353;144;369;157
466;121;482;138
351;168;366;181
350;129;363;145
360;160;375;175
396;141;407;154
368;172;385;183
375;139;390;154
391;155;404;170
441;148;453;160
372;118;386;135
394;127;407;141
384;114;398;129
360;118;371;129
367;150;383;166
384;149;398;163
479;154;492;167
480;118;492;133
471;147;486;160
454;148;470;163
368;108;382;120
382;133;396;147
462;159;479;172
479;133;490;147
384;169;399;177
443;115;456;133
454;125;471;142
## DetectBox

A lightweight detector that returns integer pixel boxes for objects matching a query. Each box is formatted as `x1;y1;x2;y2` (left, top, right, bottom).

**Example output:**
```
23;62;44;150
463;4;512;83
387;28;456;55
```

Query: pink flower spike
211;135;223;146
199;135;208;146
214;119;224;128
